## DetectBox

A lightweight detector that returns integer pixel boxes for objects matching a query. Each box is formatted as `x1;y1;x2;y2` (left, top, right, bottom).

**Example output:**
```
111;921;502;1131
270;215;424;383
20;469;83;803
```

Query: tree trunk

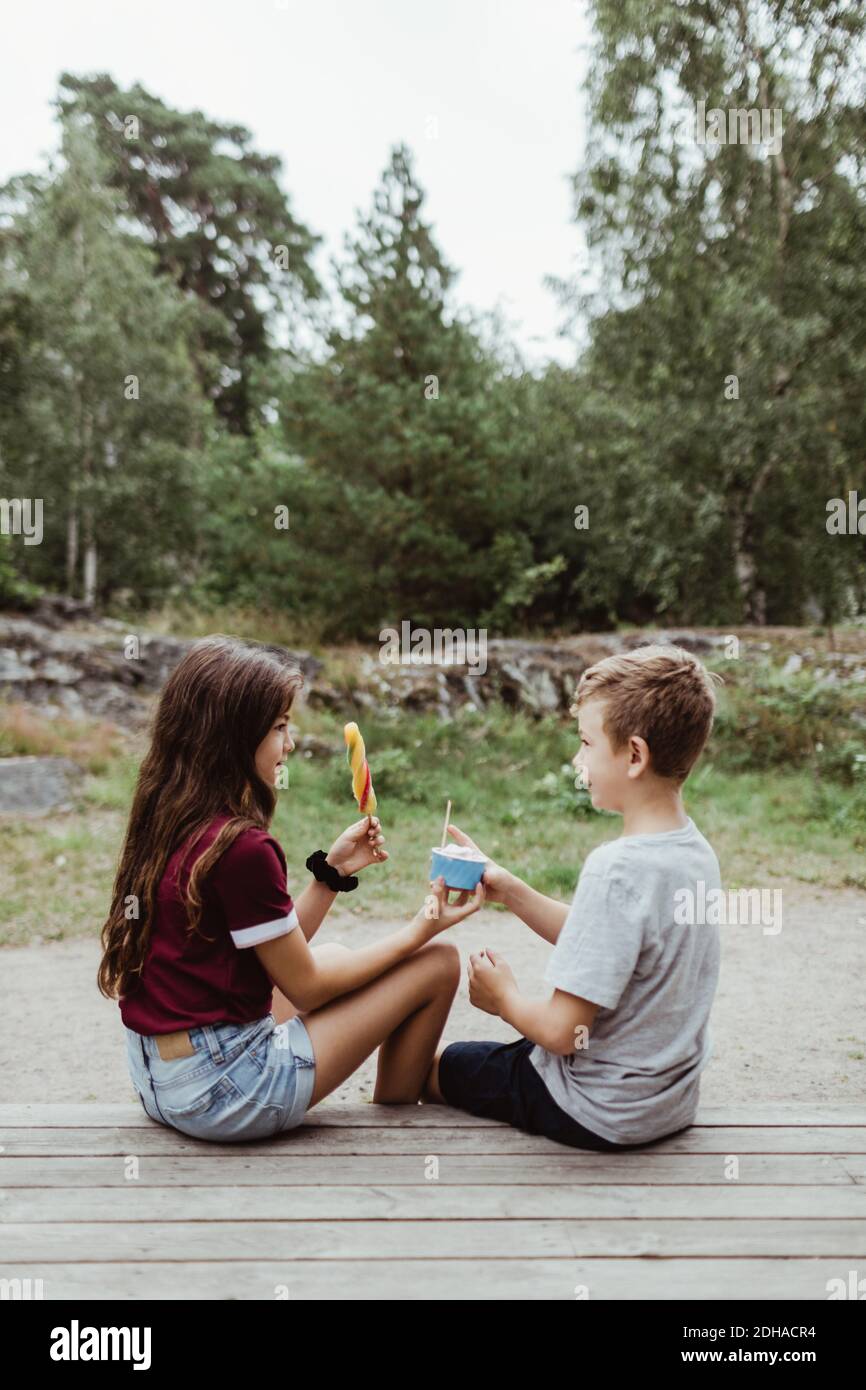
731;455;773;623
83;532;97;605
65;503;79;597
81;415;95;606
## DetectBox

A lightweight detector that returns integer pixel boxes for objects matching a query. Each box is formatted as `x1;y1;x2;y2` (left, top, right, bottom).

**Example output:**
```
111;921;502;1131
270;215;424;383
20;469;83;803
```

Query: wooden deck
1;1102;864;1300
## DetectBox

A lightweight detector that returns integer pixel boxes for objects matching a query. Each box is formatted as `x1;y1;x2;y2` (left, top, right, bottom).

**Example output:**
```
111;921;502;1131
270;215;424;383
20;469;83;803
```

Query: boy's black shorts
438;1035;669;1152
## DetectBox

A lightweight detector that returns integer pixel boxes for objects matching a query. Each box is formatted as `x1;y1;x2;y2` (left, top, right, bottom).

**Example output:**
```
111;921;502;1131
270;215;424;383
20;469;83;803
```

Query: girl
98;635;484;1141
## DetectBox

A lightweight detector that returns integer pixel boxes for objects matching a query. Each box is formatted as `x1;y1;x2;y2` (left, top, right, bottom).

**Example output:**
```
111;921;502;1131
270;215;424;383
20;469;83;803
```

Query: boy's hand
447;824;513;905
415;876;485;939
468;947;518;1016
326;816;388;876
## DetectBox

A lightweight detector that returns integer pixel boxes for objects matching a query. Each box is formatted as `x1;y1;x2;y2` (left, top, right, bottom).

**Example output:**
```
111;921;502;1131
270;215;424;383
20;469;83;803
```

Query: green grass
1;701;865;947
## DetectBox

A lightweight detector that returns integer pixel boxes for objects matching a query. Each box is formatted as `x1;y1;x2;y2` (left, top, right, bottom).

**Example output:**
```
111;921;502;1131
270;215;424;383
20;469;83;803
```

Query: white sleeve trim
230;907;299;948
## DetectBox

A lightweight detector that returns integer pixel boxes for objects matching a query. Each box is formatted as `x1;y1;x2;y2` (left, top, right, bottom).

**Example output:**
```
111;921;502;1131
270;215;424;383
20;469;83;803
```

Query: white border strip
230;907;300;948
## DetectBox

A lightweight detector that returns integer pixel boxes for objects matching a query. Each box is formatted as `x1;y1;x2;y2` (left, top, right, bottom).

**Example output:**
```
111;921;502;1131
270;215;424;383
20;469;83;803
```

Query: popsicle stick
440;799;452;848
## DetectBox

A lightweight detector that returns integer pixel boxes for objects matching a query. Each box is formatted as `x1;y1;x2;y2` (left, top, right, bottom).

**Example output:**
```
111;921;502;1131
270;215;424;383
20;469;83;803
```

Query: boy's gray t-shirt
529;818;721;1145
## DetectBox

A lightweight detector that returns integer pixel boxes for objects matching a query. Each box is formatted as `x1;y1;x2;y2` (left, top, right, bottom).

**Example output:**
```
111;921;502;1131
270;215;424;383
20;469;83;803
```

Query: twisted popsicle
344;721;377;816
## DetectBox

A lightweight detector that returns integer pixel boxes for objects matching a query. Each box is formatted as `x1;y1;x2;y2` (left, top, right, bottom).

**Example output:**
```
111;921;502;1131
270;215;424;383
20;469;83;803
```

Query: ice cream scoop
430;843;488;890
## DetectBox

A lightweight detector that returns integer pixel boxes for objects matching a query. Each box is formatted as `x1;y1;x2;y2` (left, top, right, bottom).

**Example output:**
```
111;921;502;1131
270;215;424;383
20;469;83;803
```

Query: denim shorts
438;1035;649;1152
125;1013;317;1142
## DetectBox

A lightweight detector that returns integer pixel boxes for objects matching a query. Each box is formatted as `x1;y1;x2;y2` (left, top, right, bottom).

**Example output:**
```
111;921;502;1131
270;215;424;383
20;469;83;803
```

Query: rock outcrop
1;601;863;733
0;611;320;730
0;755;83;815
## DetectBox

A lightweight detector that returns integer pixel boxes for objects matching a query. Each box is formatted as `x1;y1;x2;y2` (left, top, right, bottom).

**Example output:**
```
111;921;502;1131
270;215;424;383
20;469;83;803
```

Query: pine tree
57;73;322;434
277;144;527;638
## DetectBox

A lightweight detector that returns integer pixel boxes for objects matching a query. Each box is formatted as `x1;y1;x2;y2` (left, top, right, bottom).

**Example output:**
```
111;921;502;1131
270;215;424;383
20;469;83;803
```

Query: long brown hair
98;636;303;1000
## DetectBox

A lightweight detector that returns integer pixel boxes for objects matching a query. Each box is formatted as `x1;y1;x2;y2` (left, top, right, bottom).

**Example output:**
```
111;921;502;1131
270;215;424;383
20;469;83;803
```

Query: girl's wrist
409;909;435;946
308;850;355;892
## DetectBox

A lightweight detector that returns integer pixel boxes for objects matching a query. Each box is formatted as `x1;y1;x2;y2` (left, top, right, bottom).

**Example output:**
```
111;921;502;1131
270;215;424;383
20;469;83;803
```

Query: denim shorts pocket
245;1038;269;1075
157;1072;239;1120
148;1052;217;1089
155;1068;290;1140
218;1021;268;1066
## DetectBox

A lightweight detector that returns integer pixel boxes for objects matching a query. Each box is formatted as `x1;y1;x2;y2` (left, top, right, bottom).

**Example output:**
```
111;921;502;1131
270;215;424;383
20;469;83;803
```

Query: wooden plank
0;1103;488;1129
0;1258;849;1300
1;1153;860;1185
692;1106;866;1128
0;1102;863;1128
3;1125;865;1156
4;1183;865;1222
5;1218;866;1261
693;1105;866;1126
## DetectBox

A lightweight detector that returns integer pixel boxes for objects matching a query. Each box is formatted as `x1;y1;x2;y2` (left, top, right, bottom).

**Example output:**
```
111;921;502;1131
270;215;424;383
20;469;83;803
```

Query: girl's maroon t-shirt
119;814;299;1035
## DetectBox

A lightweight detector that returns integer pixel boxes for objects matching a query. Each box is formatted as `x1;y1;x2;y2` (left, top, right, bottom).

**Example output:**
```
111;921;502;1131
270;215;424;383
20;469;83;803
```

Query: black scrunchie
305;850;358;892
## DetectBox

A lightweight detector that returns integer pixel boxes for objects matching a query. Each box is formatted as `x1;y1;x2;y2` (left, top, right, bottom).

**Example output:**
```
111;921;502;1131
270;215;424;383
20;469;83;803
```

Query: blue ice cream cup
430;846;488;891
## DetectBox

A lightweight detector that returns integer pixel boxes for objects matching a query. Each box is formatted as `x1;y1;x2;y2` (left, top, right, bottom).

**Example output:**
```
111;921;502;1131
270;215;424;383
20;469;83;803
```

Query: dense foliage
1;3;864;636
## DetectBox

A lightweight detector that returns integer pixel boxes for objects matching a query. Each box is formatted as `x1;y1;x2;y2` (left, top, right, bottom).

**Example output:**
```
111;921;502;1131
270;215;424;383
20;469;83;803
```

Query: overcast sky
0;0;592;365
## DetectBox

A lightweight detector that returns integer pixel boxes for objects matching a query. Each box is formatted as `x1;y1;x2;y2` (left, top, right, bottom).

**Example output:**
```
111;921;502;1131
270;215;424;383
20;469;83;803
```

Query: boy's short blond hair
571;643;723;783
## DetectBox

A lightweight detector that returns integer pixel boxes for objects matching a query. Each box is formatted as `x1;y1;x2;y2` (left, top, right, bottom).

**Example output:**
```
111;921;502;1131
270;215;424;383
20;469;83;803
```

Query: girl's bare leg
419;1040;450;1104
299;939;461;1106
271;985;296;1025
271;943;349;1024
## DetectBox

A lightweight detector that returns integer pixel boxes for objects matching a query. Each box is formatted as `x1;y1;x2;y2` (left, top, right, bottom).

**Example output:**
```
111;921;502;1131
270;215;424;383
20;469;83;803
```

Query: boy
422;643;724;1151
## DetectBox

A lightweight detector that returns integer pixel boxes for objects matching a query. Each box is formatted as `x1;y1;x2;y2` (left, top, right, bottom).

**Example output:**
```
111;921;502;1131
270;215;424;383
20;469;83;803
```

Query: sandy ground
2;884;865;1109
